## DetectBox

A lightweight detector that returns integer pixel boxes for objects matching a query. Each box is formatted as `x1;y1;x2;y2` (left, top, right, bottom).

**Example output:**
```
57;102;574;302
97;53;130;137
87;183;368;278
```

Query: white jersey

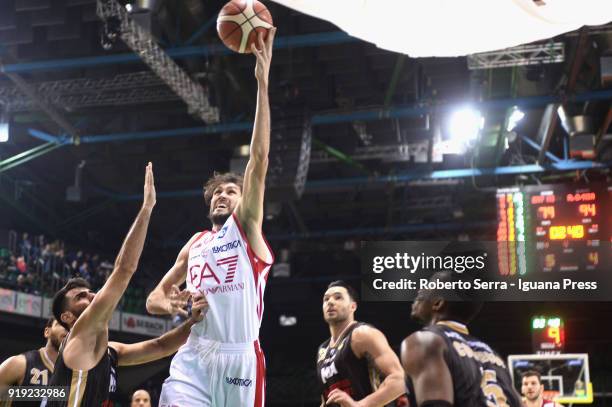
186;213;274;343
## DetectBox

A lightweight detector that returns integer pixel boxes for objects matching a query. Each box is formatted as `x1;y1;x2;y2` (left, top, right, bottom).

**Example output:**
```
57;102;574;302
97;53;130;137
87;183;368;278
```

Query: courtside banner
0;289;15;312
361;241;612;301
14;292;42;317
121;312;167;337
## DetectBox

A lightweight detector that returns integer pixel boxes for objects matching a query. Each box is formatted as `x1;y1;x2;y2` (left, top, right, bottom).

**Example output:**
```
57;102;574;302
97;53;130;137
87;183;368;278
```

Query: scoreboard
496;183;611;275
531;316;565;353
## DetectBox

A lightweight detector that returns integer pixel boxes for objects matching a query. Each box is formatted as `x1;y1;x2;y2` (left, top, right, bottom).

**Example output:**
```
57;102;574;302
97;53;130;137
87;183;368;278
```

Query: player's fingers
192;303;208;313
172;299;187;309
326;390;342;402
327;389;343;397
267;27;276;53
145;162;150;184
258;33;268;59
148;162;154;185
257;31;265;52
325;395;340;405
192;296;208;308
251;42;262;58
176;308;189;318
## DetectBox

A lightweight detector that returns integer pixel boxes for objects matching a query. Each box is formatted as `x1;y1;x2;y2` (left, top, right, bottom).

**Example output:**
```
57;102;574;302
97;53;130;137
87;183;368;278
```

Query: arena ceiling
0;0;611;254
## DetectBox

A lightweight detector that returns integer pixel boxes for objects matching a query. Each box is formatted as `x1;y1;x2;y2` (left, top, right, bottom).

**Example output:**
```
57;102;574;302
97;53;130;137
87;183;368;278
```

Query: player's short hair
425;271;483;323
52;278;91;331
522;370;542;383
45;316;55;329
327;280;359;303
203;172;244;206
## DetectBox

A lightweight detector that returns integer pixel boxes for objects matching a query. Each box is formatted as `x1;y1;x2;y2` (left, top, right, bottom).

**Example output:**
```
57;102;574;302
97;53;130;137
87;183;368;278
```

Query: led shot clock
532;316;565;353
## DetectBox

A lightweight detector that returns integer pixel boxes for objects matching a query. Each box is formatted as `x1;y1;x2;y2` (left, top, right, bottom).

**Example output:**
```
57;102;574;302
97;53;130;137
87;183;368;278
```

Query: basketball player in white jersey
147;28;276;407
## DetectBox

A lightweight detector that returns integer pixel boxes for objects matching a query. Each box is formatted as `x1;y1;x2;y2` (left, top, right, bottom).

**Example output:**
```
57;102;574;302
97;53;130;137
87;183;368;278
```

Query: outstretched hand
190;293;209;323
167;285;191;318
143;162;156;211
326;389;362;407
251;27;276;85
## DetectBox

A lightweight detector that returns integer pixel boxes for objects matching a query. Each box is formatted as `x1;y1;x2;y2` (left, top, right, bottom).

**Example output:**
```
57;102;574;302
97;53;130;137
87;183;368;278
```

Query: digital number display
531;316;565;353
549;225;584;240
497;183;610;274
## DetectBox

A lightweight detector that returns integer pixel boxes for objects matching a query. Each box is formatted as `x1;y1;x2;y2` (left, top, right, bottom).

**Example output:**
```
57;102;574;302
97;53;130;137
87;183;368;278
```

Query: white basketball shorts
159;336;265;407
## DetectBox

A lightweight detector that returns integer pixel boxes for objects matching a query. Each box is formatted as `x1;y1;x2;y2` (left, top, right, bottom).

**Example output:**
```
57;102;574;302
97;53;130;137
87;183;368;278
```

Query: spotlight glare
449;107;484;146
507;106;525;132
0;105;8;143
125;3;133;12
0;123;8;143
279;315;297;327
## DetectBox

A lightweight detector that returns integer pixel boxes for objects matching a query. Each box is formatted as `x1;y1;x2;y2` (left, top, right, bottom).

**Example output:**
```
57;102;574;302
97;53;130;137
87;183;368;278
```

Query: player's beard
209;204;233;228
210;211;231;228
50;334;63;351
326;307;350;325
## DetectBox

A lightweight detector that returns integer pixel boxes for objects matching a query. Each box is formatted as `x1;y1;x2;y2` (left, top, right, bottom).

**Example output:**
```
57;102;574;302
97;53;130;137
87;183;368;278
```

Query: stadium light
506;106;525;132
448;107;484;151
0;105;8;143
279;315;297;327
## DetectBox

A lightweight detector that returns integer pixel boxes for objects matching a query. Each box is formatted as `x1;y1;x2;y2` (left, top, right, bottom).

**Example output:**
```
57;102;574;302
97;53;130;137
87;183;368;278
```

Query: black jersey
0;349;55;407
415;321;521;407
316;322;382;406
43;346;118;407
21;349;55;387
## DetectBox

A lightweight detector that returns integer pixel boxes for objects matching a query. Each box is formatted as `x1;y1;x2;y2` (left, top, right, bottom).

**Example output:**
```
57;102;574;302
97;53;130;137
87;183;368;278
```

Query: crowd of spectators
0;231;148;313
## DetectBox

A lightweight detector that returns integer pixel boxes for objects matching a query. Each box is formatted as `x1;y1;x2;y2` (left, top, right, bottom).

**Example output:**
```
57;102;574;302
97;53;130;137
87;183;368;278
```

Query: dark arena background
0;1;611;406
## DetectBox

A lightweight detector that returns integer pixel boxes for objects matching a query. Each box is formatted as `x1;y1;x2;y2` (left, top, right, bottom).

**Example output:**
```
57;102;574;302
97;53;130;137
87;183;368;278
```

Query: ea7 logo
189;263;221;288
218;255;239;283
225;377;252;387
189;255;239;287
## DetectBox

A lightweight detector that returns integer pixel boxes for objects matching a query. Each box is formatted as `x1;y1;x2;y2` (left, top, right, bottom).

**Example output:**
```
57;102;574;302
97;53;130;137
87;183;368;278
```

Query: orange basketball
217;0;274;54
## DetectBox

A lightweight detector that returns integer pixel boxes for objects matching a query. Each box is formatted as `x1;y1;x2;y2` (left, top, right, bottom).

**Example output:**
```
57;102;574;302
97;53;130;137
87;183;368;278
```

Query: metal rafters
96;0;219;123
0;71;178;111
311;142;430;163
0;75;180;112
0;60;81;139
0;71;165;98
467;42;564;70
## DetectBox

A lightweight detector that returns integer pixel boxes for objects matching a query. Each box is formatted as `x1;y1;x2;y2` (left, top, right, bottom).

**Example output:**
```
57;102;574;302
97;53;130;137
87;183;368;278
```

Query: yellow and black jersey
0;348;55;407
316;322;382;407
43;346;118;407
416;321;522;407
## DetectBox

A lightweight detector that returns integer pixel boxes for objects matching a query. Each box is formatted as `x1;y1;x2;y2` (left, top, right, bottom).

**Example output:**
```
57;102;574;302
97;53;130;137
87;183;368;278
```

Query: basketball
217;0;274;54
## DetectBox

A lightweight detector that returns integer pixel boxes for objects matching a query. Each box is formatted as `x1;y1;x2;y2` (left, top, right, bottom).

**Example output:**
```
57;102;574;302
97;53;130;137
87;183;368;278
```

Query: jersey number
481;369;509;407
30;368;48;385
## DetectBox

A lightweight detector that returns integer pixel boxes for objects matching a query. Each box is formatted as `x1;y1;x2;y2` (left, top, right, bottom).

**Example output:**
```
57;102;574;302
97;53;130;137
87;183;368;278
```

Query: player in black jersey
401;272;522;407
43;163;208;407
317;281;405;407
0;317;67;406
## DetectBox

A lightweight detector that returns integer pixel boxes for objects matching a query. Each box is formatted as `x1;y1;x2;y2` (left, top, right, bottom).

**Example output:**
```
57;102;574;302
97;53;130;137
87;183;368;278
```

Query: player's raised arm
401;331;454;406
146;233;200;316
69;163;156;338
111;294;207;366
235;28;276;242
